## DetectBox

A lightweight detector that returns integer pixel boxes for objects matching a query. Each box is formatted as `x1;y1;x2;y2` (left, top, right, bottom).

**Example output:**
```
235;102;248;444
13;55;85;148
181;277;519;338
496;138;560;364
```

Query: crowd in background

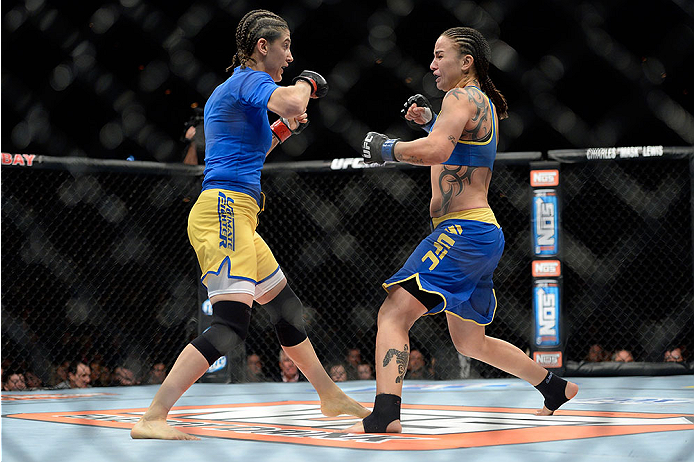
3;343;688;392
583;344;688;364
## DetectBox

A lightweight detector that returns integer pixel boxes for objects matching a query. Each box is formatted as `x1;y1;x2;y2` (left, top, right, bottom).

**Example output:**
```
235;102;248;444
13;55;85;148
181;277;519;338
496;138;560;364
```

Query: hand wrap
271;118;310;143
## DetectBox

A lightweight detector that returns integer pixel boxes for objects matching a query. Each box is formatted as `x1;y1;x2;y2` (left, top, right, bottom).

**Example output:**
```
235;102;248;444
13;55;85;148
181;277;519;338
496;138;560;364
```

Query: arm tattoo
447;135;456;146
383;344;409;384
395;152;427;165
434;165;477;215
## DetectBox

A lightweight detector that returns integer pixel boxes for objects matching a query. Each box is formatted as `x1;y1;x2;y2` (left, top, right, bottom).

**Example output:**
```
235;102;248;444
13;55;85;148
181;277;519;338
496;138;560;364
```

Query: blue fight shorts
383;208;505;325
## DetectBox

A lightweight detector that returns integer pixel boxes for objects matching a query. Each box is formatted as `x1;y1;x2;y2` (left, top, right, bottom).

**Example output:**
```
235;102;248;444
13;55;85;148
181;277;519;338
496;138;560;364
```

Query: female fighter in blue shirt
132;9;368;440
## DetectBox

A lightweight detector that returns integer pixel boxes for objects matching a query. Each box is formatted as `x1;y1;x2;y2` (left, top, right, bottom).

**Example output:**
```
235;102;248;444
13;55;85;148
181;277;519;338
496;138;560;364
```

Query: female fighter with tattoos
131;9;367;440
351;27;578;433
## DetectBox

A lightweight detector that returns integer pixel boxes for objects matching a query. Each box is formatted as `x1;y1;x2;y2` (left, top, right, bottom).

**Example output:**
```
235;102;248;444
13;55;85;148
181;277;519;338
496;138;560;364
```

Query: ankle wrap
362;393;401;432
534;371;569;411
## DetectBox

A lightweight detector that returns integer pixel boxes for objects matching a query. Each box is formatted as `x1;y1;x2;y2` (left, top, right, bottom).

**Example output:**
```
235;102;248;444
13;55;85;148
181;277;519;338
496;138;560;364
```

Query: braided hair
226;9;289;73
442;27;508;119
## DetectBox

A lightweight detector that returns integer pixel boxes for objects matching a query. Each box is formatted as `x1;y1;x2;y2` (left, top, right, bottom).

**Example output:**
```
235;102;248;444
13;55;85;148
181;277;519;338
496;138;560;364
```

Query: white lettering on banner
586;146;664;160
530;170;559;187
330;158;381;170
535;199;555;246
534;352;562;367
538;288;557;337
642;145;664;157
533;260;561;277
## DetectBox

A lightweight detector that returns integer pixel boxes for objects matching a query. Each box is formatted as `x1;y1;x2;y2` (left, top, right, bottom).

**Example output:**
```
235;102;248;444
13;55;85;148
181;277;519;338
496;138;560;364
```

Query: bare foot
535;380;579;416
344;419;402;433
131;417;200;440
320;390;370;418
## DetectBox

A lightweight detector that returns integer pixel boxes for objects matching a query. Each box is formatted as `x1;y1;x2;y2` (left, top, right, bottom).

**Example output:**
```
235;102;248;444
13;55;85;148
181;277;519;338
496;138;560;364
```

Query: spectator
94;365;112;387
405;349;434;380
344;348;361;380
113;366;139;386
146;362;167;385
246;354;268;382
48;360;70;387
90;359;104;385
428;356;437;379
329;363;348;382
24;370;43;389
53;361;91;389
664;347;685;363
357;363;374;380
275;349;306;383
3;371;27;391
612;349;634;362
585;344;610;362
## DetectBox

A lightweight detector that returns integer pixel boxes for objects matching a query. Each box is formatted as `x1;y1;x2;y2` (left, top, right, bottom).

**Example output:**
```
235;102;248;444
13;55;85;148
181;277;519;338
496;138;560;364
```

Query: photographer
181;107;205;165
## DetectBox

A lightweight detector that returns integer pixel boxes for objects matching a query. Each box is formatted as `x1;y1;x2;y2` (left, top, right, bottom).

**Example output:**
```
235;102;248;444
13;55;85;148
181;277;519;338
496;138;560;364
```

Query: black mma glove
292;70;329;98
362;131;400;164
401;94;436;132
271;118;310;143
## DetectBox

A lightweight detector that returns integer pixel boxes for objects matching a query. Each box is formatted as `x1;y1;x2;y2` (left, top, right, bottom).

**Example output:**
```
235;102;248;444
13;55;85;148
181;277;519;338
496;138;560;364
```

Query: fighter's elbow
429;144;453;165
281;96;307;118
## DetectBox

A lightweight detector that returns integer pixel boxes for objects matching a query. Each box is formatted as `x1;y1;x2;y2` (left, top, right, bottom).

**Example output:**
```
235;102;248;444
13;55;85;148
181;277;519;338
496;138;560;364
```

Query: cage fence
1;152;692;388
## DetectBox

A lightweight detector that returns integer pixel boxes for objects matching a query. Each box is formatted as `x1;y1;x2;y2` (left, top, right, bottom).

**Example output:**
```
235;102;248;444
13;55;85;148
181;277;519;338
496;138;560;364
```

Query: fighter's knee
264;285;307;347
453;338;482;359
190;300;251;365
377;302;417;331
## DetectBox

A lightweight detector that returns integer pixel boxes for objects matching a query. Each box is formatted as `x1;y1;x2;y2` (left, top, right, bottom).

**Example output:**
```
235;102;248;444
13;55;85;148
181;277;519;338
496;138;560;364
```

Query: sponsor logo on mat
7;401;694;450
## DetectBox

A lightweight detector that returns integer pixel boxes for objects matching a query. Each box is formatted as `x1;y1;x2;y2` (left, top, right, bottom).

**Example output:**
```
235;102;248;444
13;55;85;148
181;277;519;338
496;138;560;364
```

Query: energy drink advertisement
530;163;564;374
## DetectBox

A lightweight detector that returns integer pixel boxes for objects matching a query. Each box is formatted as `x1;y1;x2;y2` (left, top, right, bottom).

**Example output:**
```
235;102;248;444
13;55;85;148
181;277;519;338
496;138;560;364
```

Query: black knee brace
362;393;401;433
190;300;251;366
534;371;570;411
263;284;307;347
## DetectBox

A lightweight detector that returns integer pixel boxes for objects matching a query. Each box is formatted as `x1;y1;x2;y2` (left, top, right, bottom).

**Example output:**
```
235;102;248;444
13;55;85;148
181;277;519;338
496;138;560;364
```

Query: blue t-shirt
202;66;279;204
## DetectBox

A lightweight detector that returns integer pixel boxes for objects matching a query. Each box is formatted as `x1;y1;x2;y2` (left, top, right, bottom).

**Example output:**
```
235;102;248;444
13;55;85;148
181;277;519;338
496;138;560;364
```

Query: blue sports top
202;66;279;205
431;86;497;170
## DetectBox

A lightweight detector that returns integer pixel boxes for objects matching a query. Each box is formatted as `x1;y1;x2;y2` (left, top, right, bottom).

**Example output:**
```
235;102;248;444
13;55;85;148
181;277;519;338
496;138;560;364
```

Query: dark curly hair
226;9;289;73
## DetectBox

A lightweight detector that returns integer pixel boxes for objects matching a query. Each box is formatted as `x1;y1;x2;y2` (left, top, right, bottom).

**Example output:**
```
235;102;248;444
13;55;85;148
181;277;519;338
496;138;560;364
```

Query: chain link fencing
1;151;692;388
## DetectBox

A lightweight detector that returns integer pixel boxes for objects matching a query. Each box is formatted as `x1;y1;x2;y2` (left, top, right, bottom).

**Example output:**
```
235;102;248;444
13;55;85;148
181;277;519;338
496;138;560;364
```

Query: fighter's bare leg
346;286;427;433
130;344;208;440
257;279;368;419
132;293;254;440
445;313;578;415
282;339;369;418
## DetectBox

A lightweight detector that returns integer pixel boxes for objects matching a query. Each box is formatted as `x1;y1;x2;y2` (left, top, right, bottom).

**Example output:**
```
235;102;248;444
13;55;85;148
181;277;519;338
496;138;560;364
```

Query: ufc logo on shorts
421;233;455;270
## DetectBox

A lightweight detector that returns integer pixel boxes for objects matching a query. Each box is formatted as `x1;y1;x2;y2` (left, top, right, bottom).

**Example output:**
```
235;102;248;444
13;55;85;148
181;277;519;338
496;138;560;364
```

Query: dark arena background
2;0;693;404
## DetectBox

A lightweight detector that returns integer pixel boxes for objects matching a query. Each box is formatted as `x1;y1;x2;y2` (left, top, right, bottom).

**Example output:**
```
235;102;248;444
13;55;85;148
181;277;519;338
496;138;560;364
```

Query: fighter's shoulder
443;86;485;104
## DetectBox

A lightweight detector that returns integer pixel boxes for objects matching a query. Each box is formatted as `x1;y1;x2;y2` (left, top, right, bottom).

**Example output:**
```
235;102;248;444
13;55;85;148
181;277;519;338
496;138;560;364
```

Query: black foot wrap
362;393;401;432
534;371;569;411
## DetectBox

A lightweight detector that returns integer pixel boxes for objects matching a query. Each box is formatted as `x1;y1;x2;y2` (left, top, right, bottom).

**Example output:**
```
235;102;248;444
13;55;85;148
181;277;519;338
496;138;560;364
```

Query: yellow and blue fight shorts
383;208;505;325
187;189;285;299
